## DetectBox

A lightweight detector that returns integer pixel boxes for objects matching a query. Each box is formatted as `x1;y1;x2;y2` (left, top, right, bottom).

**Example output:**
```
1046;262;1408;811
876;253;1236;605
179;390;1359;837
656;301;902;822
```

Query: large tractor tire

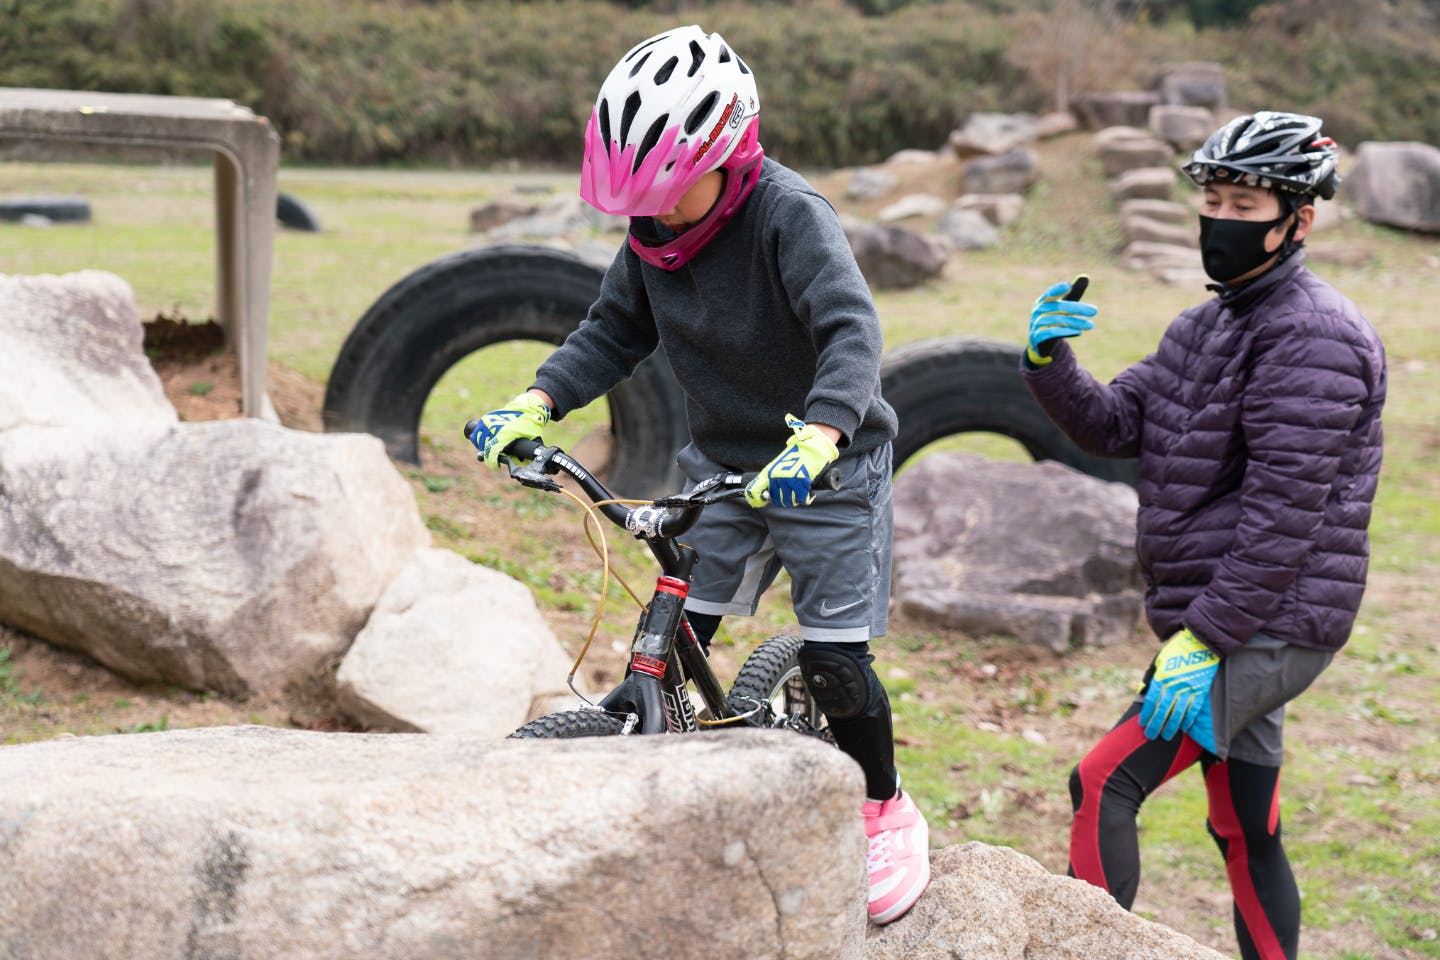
880;336;1139;486
322;244;691;497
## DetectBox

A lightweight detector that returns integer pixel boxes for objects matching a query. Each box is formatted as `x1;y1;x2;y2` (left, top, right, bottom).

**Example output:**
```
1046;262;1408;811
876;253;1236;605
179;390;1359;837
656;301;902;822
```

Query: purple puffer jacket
1024;255;1386;656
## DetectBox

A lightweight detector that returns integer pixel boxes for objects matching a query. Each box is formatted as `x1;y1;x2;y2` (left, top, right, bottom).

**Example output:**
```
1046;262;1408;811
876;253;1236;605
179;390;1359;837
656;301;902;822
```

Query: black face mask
1198;212;1293;284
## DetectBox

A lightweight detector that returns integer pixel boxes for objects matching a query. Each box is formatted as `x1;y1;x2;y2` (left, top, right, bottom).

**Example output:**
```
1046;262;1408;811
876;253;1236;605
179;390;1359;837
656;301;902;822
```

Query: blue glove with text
744;414;839;508
1138;627;1219;753
1026;275;1097;367
467;392;550;470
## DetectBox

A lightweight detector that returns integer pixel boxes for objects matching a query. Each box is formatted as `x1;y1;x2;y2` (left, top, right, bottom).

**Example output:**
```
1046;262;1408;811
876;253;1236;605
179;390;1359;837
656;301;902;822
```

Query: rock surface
0;420;429;698
0;725;867;960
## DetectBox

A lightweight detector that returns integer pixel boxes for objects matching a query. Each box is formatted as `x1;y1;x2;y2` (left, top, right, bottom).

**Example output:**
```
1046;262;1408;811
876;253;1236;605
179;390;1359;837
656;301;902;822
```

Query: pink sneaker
862;790;930;924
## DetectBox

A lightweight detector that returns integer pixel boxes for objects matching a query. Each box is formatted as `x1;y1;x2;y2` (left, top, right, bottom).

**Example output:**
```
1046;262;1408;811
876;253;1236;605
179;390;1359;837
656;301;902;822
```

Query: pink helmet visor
581;94;748;217
626;119;763;271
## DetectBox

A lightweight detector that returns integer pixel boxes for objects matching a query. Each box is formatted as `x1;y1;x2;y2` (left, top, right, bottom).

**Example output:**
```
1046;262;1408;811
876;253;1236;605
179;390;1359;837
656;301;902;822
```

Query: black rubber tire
0;196;91;223
276;191;321;232
880;336;1139;486
728;634;830;739
322;244;691;497
509;709;629;739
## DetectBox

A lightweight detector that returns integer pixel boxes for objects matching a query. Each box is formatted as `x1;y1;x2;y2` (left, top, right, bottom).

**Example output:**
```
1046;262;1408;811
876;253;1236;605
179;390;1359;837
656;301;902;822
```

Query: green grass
4;150;1438;958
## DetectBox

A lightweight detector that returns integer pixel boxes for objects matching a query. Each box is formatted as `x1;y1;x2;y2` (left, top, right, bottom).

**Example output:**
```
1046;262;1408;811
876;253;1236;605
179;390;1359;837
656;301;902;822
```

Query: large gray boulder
1110;167;1176;202
948;112;1037;158
962;148;1039;196
892;454;1143;652
1148;104;1215;153
865;844;1225;959
0;725;866;960
1070;91;1162;130
847;167;900;201
0;420;429;698
0;270;176;432
842;217;950;290
879;193;948;223
1121;213;1197;248
1154;62;1227;111
953;193;1025;227
336;547;585;734
936;207;1000;251
1098;134;1175;179
1118;198;1192;226
1345;140;1440;234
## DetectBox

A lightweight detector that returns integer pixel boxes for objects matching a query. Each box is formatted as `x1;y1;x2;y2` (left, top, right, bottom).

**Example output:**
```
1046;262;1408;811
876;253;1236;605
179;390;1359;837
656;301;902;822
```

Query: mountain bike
464;429;837;741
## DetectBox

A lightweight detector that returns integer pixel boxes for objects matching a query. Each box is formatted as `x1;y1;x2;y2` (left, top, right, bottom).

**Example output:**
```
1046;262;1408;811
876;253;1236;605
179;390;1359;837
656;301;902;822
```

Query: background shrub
1;0;1435;168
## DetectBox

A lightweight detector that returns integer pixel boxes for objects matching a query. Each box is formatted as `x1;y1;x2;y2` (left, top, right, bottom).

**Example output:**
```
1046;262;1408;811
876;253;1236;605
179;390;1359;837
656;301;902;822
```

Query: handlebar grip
461;421;541;463
506;437;541;461
1063;274;1089;302
818;465;843;490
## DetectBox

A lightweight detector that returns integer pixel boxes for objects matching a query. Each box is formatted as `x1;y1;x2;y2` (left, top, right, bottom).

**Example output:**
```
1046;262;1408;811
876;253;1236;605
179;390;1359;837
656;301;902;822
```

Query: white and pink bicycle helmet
581;25;764;270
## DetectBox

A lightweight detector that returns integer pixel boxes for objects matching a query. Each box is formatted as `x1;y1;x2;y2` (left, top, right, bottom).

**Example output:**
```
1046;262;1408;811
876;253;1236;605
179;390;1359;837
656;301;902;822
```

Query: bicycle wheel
727;634;831;741
509;710;629;739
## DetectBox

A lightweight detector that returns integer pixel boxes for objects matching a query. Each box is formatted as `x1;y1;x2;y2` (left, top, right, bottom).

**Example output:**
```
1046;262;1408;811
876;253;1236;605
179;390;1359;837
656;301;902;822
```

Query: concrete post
0;87;281;419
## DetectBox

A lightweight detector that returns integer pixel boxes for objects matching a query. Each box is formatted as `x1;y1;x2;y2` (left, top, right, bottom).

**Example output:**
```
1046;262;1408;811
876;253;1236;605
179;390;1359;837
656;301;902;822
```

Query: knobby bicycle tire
727;634;831;740
509;709;629;739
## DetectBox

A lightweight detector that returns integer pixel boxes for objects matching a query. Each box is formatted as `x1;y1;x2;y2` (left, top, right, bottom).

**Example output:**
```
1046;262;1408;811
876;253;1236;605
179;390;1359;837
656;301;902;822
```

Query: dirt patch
143;315;325;430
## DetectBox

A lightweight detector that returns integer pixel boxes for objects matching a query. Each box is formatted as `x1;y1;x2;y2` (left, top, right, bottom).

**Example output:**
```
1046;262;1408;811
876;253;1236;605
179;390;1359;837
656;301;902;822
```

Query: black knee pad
798;641;873;720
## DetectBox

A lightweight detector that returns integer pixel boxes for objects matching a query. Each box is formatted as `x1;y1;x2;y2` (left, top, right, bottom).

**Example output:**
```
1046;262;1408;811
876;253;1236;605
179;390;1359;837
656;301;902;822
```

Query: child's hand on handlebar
467;392;551;470
745;413;840;508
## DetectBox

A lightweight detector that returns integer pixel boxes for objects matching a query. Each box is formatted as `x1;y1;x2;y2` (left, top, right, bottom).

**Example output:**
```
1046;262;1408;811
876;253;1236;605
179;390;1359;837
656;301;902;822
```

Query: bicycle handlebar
464;426;842;541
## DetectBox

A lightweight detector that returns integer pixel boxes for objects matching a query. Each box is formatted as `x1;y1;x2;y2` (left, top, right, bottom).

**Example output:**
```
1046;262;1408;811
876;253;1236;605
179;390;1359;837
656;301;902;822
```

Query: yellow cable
551;491;651;684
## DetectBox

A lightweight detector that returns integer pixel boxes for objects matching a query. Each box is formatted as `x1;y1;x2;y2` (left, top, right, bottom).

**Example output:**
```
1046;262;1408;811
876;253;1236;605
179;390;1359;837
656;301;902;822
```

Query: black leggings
1068;702;1300;960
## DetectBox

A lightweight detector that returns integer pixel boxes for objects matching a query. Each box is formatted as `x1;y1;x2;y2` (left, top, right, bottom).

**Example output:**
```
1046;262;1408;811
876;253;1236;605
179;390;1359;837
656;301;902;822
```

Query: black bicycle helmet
1182;111;1341;200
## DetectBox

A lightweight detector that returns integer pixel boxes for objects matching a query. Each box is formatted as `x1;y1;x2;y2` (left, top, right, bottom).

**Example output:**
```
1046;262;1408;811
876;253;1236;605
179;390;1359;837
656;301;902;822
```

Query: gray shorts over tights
675;442;893;644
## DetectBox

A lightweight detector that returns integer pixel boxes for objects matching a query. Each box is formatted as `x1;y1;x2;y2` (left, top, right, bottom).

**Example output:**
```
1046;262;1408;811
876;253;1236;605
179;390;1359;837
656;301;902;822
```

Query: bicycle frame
497;439;755;734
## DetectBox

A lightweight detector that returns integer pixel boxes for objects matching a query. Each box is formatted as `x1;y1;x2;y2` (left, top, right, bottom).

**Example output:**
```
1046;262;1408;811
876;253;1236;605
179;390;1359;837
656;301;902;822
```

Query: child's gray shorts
675;441;893;644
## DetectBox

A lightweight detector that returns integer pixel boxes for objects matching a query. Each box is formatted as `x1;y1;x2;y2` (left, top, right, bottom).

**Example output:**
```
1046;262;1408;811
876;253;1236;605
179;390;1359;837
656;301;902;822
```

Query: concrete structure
0;87;280;418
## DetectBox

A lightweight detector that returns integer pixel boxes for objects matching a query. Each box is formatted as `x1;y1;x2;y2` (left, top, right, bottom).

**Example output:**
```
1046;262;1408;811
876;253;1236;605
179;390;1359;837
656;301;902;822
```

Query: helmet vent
736;55;751;76
598;99;612;146
634;114;668;173
625;35;663;63
628;51;652;80
620;92;641;146
685;92;719;135
687;40;705;77
718;45;732;63
654;56;679;85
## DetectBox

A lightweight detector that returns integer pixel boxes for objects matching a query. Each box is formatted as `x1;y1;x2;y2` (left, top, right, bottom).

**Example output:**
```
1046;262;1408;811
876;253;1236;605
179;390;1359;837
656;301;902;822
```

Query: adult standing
1021;111;1387;959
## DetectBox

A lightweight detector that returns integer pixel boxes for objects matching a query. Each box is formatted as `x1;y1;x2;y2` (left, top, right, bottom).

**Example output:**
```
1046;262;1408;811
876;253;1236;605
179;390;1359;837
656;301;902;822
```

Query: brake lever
502;454;562;492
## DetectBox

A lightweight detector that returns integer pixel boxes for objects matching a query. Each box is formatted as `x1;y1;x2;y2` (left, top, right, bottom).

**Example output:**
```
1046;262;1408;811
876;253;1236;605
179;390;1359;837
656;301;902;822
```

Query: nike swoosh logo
818;597;866;617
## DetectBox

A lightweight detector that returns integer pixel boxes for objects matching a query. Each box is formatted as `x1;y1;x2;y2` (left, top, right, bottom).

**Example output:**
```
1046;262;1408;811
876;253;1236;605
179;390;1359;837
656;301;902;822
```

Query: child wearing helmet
468;25;929;925
1020;111;1387;959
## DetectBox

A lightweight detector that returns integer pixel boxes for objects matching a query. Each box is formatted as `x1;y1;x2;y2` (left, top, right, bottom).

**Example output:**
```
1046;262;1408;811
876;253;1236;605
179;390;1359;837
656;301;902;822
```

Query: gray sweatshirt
532;158;897;470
